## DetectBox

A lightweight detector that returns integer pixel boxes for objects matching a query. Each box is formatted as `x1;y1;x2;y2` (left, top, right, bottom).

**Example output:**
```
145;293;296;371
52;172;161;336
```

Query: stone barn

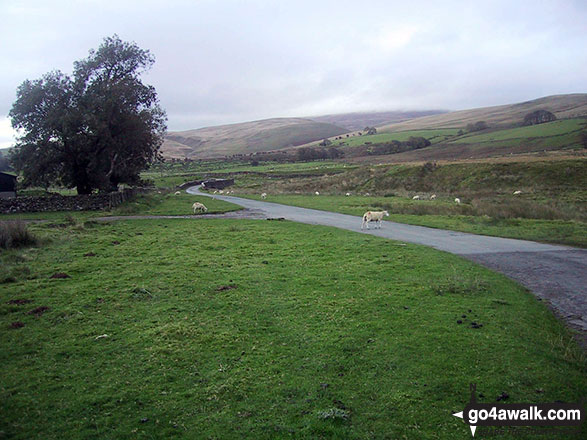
201;178;234;190
0;172;17;199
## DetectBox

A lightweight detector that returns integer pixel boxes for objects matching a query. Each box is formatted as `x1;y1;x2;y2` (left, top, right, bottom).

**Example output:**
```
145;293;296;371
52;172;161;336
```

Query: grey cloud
0;0;585;143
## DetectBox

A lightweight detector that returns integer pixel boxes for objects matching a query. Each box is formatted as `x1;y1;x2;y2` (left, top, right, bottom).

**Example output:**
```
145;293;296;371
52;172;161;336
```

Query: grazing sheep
192;202;208;213
361;210;389;230
430;194;437;200
454;198;461;204
174;191;181;195
513;190;522;195
219;190;224;194
213;190;218;194
412;195;420;200
261;193;267;199
346;192;351;196
315;191;320;195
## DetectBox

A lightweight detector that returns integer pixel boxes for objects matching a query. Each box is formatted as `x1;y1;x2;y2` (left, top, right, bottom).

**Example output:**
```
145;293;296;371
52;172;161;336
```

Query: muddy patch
28;306;50;317
7;299;33;305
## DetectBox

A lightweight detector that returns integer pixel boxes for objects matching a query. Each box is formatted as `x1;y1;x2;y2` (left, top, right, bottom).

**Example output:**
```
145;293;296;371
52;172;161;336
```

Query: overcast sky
1;0;586;147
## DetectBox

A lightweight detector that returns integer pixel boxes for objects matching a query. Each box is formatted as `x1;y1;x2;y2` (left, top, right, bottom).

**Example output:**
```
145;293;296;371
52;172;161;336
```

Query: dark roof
0;172;17;180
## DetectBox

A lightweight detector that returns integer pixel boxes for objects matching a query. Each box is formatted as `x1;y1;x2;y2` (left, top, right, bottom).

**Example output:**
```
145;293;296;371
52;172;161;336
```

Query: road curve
188;186;587;340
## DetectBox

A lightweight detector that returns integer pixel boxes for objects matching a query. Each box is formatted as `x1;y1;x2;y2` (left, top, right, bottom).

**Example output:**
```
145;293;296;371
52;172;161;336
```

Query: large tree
9;35;167;194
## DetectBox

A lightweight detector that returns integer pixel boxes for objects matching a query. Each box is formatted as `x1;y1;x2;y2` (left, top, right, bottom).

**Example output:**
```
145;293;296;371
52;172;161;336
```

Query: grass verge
233;194;587;247
110;191;241;216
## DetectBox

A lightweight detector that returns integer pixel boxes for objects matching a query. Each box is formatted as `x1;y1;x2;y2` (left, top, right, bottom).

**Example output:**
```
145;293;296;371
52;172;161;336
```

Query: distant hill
328;95;587;163
308;110;446;131
378;94;587;132
161;94;587;159
162;118;348;159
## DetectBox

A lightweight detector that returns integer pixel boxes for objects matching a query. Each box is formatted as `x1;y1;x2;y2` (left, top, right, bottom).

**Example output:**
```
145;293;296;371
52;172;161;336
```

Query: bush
0;221;38;249
523;109;556;126
466;121;488;132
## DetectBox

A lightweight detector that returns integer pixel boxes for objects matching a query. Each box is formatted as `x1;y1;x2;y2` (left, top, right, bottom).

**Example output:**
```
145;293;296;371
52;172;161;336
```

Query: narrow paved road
188;186;587;342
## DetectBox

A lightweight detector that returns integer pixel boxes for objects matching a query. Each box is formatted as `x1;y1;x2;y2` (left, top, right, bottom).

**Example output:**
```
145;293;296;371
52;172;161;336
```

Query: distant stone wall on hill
0;188;148;214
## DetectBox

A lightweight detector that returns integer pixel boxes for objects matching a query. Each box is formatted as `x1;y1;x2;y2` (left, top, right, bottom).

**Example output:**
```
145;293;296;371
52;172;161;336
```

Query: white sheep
412;195;420;200
346;192;351;196
219;190;224;194
361;210;389;230
454;198;461;204
174;191;181;195
430;194;437;200
513;190;522;195
261;193;267;199
315;191;320;195
192;202;208;213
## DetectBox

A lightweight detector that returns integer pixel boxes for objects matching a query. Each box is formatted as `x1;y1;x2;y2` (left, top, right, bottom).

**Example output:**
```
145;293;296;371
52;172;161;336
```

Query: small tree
406;136;431;149
523;109;556;126
466;121;488;132
9;35;167;194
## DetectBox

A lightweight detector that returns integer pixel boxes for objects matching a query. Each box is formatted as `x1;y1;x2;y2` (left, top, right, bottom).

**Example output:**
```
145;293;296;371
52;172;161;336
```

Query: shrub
0;221;38;249
466;121;488;132
523;109;556;126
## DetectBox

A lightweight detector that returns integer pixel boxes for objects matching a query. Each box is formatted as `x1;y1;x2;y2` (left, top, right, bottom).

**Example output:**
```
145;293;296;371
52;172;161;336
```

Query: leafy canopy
9;35;167;194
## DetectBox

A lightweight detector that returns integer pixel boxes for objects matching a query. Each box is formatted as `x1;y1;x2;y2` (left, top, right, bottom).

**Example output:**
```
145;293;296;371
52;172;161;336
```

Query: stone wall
0;188;148;214
177;180;203;189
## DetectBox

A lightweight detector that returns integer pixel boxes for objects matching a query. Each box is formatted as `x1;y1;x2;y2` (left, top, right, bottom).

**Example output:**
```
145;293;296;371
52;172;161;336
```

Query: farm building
0;172;17;199
201;178;234;190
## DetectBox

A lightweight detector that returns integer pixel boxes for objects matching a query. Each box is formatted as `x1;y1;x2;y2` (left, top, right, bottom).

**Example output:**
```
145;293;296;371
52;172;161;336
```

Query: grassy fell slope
308;110;446;131
339;117;586;162
162;118;348;159
377;94;587;131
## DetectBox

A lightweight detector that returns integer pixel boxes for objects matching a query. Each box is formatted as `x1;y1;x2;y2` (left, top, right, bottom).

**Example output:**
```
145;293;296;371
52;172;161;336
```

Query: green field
449;118;587;144
333;129;460;147
1;218;585;439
